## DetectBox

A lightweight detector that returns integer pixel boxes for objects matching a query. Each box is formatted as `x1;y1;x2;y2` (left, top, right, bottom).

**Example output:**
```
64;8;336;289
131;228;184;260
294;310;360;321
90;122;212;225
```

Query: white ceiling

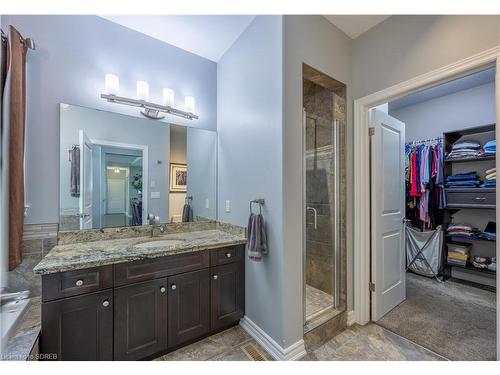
101;15;256;62
323;15;390;39
389;67;496;111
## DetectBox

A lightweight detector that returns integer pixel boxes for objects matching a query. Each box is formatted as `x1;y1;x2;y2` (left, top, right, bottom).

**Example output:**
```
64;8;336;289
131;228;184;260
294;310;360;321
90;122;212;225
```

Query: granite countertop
33;229;246;275
2;297;41;361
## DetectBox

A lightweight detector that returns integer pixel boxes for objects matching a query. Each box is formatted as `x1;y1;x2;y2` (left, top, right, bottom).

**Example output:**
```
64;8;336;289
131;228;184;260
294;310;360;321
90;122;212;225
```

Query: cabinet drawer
210;245;244;266
114;251;209;287
446;188;496;209
41;265;113;302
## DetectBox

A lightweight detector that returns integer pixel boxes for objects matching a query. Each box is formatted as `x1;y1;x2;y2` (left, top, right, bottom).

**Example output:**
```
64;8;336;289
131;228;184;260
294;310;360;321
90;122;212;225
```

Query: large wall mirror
59;104;217;231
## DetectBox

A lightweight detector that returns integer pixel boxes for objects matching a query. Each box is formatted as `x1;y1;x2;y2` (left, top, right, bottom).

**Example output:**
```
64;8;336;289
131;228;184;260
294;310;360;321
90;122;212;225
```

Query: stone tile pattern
34;229;246;275
303;323;445;361
303;76;347;314
155;326;272;361
304;310;347;349
305;284;333;318
155;323;443;362
2;297;41;361
8;224;58;298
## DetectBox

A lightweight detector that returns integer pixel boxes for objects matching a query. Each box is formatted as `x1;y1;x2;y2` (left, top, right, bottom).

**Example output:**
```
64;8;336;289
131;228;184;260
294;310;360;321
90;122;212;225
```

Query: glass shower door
302;64;346;328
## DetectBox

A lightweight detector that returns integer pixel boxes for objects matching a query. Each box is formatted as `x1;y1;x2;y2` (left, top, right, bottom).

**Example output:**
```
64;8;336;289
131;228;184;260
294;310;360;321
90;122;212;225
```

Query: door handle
306;207;318;230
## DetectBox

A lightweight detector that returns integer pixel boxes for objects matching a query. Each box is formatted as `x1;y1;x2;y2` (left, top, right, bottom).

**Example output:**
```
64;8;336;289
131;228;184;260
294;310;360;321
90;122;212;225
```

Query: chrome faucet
148;213;165;237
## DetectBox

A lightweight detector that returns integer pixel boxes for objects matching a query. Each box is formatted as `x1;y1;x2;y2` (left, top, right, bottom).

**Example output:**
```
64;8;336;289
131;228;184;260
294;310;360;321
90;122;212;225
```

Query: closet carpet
377;272;496;361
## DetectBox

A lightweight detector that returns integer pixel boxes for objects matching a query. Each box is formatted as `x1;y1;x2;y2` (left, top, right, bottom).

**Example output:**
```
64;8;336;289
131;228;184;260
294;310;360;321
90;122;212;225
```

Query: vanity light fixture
101;74;198;121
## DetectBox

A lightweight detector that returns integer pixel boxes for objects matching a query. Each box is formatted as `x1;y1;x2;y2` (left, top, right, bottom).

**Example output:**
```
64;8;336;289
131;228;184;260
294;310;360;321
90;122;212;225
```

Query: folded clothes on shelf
480;167;496;188
446;140;483;159
446;172;479;181
480;221;496;241
447;224;480;239
488;257;496;272
483;139;496;155
472;256;490;269
446;242;471;267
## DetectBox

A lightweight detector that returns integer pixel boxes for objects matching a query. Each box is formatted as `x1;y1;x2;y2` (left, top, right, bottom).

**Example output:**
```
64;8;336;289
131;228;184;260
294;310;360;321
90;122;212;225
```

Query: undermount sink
134;239;185;249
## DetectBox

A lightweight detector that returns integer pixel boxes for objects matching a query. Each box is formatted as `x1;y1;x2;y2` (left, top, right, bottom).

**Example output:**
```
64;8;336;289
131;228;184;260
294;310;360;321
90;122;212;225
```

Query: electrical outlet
24;205;30;217
225;200;230;212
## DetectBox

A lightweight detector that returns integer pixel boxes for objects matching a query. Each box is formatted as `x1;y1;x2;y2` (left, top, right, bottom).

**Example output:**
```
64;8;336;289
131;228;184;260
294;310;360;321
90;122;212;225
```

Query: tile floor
155;322;445;361
303;323;445;361
154;326;272;361
305;284;334;318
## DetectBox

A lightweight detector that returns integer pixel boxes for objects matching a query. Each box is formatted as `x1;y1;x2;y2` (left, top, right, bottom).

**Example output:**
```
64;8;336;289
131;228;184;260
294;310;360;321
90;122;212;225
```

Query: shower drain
241;343;267;361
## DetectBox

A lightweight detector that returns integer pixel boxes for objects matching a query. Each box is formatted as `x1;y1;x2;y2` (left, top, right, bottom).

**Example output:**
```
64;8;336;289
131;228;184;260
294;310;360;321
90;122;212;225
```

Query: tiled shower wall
303;77;346;309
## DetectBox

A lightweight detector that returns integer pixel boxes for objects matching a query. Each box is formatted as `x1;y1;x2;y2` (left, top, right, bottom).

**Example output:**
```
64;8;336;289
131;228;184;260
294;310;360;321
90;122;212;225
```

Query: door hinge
369;282;375;292
368;127;375;136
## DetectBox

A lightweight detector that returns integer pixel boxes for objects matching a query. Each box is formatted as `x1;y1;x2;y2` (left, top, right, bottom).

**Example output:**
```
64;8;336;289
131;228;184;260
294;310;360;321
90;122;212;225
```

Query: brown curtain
6;26;27;270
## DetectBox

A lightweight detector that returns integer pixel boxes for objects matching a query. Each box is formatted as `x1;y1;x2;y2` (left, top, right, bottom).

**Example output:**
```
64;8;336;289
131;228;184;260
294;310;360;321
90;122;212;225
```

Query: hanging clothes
405;138;444;231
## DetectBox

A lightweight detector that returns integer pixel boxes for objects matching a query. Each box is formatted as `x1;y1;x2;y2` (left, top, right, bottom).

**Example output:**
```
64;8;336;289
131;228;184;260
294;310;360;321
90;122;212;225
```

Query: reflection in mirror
59;104;217;231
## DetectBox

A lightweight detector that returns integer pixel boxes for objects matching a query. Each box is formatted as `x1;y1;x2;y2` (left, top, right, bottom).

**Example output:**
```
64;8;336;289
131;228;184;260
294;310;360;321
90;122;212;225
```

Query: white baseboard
239;316;307;361
347;310;356;326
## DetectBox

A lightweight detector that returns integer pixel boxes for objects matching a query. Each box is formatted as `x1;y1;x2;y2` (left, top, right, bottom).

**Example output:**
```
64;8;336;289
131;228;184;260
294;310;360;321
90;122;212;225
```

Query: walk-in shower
303;64;346;331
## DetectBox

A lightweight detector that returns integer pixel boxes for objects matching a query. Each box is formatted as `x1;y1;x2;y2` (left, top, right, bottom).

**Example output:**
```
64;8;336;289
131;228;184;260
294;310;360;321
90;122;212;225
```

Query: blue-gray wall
390;82;496;142
1;15;217;224
217;16;285;346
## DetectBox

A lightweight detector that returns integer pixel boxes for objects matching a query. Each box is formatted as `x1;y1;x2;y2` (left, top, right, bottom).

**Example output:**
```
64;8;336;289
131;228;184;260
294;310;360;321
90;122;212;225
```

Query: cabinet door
167;269;210;349
114;278;168;360
210;262;245;331
41;290;113;360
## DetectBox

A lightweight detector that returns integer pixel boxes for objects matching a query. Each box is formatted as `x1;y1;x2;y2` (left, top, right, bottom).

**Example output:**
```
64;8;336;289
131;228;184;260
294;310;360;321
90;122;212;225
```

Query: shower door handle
306;207;318;230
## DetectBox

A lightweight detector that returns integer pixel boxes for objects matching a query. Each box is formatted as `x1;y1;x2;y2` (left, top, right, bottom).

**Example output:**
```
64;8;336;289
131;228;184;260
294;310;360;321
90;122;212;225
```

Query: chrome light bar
101;93;199;120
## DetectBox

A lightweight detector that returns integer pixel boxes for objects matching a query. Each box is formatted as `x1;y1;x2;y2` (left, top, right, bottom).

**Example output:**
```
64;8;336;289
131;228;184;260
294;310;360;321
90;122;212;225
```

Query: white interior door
79;130;93;229
370;109;406;320
107;178;126;214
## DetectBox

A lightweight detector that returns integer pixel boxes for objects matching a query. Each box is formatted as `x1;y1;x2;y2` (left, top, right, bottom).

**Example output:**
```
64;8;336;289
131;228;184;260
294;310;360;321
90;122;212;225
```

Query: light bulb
185;96;195;114
136;81;149;101
163;88;174;107
105;74;120;95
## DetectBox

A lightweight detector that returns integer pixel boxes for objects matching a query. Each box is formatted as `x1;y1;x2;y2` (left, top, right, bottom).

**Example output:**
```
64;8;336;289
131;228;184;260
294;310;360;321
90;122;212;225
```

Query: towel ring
249;199;265;215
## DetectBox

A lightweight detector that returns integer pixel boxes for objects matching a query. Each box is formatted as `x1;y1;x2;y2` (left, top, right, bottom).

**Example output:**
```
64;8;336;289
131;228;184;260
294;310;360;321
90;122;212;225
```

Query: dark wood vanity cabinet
210;262;245;331
114;278;168;360
40;245;245;361
167;269;210;349
41;290;113;361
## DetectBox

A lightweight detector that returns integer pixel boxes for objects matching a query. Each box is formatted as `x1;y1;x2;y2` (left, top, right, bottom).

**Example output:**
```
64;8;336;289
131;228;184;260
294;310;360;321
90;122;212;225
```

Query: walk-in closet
373;66;497;361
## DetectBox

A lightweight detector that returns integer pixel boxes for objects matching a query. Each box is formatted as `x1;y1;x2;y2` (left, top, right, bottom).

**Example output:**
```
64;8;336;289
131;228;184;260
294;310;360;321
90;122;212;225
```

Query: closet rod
407;136;443;146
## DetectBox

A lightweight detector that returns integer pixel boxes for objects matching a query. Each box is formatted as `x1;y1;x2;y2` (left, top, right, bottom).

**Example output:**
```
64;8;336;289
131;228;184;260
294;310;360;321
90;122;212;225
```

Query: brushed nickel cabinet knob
225;252;232;258
160;287;166;293
213;274;218;280
102;300;110;307
75;279;84;286
171;284;177;290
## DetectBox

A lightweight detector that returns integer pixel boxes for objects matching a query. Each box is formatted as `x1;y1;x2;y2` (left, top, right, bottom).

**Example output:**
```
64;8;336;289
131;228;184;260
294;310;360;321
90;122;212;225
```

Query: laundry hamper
405;224;443;280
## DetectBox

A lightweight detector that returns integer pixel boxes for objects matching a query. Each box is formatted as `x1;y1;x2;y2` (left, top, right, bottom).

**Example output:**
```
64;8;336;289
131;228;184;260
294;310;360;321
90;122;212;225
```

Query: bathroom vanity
34;228;246;361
